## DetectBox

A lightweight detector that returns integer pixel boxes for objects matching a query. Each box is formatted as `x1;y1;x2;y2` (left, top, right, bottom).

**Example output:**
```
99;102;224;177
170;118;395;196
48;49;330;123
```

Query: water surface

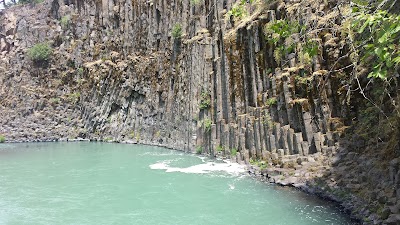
0;142;353;225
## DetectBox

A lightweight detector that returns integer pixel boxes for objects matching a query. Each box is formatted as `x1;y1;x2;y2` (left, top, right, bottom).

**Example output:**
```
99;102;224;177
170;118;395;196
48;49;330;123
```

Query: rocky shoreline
244;152;400;225
246;161;364;224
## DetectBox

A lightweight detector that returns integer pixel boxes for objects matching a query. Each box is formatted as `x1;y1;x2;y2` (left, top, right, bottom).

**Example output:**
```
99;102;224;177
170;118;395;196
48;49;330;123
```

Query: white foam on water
149;161;170;170
149;160;246;175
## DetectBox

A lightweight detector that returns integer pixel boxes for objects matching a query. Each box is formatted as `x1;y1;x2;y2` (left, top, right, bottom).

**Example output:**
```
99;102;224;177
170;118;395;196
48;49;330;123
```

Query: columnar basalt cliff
0;0;399;224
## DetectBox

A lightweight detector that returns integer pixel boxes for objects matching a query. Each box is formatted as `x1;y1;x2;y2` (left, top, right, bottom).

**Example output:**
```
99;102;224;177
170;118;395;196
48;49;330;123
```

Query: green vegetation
135;131;141;141
77;67;84;76
103;137;113;142
127;130;141;141
264;19;318;66
190;0;202;5
261;113;273;129
250;158;268;170
226;0;260;21
0;135;5;143
230;148;238;156
265;97;277;106
60;15;70;29
196;146;202;154
226;0;248;20
171;24;183;39
49;98;61;105
27;43;52;64
350;10;400;79
216;145;224;152
203;118;212;133
199;90;211;110
18;0;43;4
67;92;81;103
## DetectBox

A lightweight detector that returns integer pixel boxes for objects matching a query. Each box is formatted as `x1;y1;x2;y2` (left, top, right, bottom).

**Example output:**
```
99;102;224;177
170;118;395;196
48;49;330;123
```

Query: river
0;142;354;224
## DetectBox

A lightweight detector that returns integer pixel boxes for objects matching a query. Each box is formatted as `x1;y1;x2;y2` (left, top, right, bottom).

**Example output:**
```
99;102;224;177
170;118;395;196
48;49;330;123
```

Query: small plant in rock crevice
202;118;212;133
171;24;183;39
196;145;202;154
226;0;259;22
261;113;274;130
226;1;248;21
0;135;5;143
216;145;225;152
103;137;113;142
266;97;277;106
49;98;61;105
190;0;202;6
249;158;268;169
60;15;70;29
199;90;211;110
67;92;81;103
230;148;238;156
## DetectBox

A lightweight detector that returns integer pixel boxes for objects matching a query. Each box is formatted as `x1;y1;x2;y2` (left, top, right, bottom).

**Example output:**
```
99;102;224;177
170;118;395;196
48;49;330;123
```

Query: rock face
0;0;347;151
0;0;399;224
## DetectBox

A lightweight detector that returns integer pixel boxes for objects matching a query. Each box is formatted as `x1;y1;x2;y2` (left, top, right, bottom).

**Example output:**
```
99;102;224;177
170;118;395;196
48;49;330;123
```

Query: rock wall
0;0;346;150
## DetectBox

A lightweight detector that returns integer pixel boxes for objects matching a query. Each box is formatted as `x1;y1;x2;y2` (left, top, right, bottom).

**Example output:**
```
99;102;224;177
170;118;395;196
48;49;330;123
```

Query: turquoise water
0;142;353;225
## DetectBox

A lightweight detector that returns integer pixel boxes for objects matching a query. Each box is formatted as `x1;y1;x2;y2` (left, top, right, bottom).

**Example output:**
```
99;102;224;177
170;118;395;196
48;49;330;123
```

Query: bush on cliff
171;24;182;39
190;0;201;6
18;0;44;5
60;16;70;29
27;43;52;64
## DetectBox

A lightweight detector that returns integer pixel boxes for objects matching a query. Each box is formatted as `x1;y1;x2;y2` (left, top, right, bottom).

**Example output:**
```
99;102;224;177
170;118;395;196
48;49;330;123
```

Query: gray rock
277;149;285;157
381;207;391;220
385;214;400;225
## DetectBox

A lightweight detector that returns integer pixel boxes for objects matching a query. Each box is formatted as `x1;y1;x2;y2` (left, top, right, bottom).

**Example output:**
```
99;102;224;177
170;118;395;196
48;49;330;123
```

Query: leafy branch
351;9;400;79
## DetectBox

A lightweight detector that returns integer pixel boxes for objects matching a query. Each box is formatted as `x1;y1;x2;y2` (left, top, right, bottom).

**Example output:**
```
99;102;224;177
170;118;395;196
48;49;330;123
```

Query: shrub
250;158;268;169
203;118;212;133
49;98;60;105
266;97;277;106
191;0;201;5
264;19;318;66
19;0;42;4
216;145;224;152
196;146;202;154
0;135;5;143
225;0;258;21
60;15;70;29
230;148;238;156
103;137;113;142
77;67;84;76
226;1;247;21
172;24;183;39
27;43;52;63
199;90;211;109
67;92;80;103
